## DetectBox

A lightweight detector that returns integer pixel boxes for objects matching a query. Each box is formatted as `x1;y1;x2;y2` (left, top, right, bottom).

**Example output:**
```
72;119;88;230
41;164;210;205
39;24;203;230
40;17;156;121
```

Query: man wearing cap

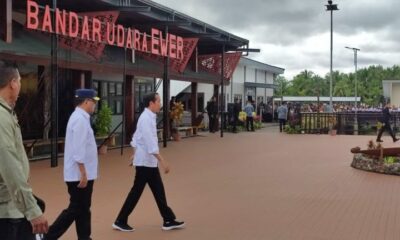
0;62;48;239
44;89;99;240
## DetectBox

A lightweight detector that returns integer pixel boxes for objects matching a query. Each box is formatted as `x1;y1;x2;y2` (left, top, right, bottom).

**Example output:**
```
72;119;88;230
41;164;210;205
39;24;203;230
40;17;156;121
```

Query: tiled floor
30;127;400;240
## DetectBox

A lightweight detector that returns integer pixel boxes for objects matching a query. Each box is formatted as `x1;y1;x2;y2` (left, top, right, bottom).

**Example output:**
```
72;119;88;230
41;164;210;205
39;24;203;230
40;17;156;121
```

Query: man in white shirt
44;89;99;240
113;92;185;232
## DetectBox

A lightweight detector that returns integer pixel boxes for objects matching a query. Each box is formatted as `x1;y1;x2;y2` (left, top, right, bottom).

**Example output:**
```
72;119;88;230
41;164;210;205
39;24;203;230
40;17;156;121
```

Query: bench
176;126;199;137
24;135;113;158
23;138;65;158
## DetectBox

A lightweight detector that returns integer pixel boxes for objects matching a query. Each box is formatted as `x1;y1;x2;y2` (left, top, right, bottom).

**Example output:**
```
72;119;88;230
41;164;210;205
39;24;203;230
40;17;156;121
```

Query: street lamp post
326;0;339;111
345;46;360;135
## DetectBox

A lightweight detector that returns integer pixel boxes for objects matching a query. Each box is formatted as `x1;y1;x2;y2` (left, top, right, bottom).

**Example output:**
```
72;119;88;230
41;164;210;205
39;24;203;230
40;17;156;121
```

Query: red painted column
213;84;220;131
0;0;12;43
124;75;134;143
191;82;198;134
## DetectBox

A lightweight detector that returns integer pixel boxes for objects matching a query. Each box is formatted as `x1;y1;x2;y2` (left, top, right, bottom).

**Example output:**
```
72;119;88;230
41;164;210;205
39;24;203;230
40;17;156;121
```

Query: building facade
0;0;250;161
177;57;284;112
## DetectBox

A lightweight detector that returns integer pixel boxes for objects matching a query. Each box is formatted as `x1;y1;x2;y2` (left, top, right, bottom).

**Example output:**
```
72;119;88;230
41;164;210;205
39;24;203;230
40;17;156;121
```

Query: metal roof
14;0;249;54
240;57;284;74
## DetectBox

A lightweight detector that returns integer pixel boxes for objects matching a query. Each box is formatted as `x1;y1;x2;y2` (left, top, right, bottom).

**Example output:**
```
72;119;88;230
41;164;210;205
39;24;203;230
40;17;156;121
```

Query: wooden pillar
220;44;225;137
0;0;12;43
124;76;134;143
191;82;198;134
79;72;85;88
213;84;219;131
162;26;170;147
84;71;92;88
191;47;198;72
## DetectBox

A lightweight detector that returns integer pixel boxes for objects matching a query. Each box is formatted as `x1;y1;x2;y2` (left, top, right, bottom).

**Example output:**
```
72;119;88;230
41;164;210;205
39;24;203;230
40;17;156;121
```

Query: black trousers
377;123;396;141
209;115;216;132
232;117;238;132
0;218;35;240
45;180;94;240
246;116;254;131
115;167;176;224
279;119;287;132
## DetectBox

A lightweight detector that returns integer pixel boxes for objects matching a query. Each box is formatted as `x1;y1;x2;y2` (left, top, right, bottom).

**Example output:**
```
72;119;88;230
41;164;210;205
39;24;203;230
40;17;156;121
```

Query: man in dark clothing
377;103;399;143
206;97;218;133
232;98;241;133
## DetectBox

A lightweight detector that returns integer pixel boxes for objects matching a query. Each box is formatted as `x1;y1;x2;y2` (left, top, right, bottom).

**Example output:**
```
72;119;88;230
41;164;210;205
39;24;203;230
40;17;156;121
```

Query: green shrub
94;103;112;136
384;156;397;165
284;125;302;134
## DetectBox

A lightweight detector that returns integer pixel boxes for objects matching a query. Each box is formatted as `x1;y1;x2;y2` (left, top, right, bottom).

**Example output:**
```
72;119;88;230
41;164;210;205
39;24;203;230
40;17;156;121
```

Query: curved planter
351;153;400;176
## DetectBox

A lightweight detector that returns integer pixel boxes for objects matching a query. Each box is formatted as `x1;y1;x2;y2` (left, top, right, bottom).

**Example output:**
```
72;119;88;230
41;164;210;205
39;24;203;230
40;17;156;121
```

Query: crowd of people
298;102;390;113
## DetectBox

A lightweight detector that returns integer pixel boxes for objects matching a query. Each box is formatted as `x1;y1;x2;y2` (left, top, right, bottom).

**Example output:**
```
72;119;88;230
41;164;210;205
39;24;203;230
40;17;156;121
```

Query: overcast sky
154;0;400;79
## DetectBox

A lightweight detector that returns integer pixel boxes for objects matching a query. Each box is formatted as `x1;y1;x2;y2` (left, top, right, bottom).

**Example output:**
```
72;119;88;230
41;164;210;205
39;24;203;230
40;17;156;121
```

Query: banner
198;52;242;80
57;11;119;60
139;38;198;73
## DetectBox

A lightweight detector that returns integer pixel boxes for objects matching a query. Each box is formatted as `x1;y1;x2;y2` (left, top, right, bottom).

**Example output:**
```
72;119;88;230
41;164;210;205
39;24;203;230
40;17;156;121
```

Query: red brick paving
29;127;400;240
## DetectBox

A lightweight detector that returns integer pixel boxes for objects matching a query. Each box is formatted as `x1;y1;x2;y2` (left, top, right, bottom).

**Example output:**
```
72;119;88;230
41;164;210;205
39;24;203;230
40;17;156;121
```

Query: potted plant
169;101;184;141
94;103;113;154
328;116;337;136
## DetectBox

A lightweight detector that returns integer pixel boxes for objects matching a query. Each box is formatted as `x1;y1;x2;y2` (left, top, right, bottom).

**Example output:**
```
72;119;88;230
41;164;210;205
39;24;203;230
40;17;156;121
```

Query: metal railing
299;112;400;135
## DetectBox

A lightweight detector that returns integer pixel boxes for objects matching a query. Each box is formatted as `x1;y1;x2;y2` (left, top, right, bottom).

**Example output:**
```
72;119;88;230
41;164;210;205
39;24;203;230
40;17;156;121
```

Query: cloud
153;0;400;79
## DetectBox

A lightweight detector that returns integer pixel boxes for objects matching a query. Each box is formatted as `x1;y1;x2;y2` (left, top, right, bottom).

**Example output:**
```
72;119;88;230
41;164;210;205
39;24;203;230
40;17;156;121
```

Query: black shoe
112;222;134;232
162;220;185;230
376;139;383;143
394;138;399;143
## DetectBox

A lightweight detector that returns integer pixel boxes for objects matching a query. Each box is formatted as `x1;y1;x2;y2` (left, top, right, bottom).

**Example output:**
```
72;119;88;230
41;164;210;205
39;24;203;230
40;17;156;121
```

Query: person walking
232;98;241;133
44;89;99;240
376;103;399;143
277;102;288;132
113;92;185;232
206;96;218;133
244;100;255;131
0;62;48;240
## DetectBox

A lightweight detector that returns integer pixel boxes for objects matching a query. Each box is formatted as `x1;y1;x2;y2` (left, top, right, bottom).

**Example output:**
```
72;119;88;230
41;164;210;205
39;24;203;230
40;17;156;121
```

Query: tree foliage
274;65;400;106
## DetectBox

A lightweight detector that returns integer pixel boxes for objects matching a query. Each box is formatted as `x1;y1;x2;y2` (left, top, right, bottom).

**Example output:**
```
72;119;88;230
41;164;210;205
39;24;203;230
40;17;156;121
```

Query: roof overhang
244;82;277;89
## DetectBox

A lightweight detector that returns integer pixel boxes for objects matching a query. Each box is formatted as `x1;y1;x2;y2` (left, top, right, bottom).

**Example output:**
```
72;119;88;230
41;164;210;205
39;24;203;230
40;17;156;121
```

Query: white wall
176;58;281;111
197;83;214;107
256;69;265;84
266;72;274;84
246;67;256;83
157;79;191;105
392;83;400;107
229;65;245;105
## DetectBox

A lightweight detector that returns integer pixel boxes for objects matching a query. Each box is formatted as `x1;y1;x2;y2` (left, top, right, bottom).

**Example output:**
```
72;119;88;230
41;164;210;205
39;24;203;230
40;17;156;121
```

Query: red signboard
170;38;198;73
138;38;198;73
198;52;242;80
57;11;119;60
26;0;185;60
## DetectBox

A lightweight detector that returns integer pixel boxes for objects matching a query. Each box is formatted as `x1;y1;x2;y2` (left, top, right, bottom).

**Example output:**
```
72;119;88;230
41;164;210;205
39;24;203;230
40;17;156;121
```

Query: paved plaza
30;126;400;240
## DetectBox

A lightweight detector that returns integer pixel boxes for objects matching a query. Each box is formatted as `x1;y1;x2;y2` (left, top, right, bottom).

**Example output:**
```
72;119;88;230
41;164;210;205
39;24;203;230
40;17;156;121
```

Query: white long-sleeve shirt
64;107;98;182
131;108;159;167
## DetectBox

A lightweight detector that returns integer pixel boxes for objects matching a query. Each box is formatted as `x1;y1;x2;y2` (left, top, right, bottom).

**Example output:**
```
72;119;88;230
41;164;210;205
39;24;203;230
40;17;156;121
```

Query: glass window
109;100;116;114
116;100;122;114
116;83;123;96
92;81;99;92
109;83;116;96
101;82;108;97
146;84;152;92
234;94;242;106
